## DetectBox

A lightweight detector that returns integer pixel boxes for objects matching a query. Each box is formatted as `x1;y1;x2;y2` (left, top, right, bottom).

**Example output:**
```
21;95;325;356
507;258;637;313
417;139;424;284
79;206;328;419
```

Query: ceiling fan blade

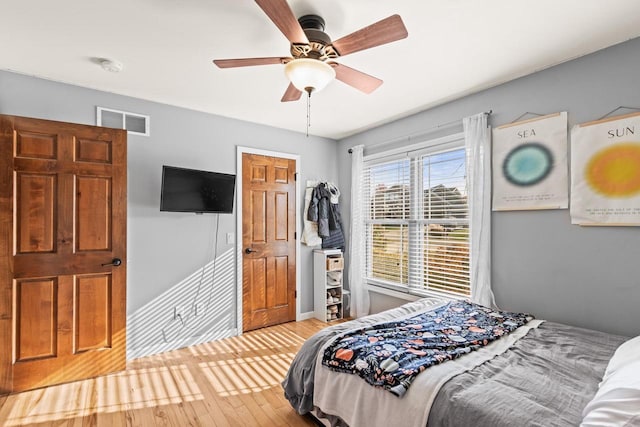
213;57;287;68
281;83;303;102
332;63;383;94
331;14;408;57
255;0;309;45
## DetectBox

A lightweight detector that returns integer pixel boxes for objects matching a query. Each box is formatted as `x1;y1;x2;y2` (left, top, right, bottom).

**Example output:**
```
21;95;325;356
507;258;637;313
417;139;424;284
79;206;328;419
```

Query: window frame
363;132;468;300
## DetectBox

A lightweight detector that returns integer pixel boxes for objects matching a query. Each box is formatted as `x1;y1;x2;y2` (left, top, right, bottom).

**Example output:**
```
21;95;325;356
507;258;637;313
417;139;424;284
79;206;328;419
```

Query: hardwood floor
0;319;330;426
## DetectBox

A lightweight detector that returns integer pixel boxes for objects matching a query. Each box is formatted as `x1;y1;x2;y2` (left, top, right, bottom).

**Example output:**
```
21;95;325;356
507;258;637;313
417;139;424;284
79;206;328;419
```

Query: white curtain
463;113;496;308
349;144;370;318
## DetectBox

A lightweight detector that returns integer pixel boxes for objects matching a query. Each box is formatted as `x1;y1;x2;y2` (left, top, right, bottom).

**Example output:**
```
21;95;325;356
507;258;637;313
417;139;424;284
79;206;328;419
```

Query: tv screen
160;165;236;213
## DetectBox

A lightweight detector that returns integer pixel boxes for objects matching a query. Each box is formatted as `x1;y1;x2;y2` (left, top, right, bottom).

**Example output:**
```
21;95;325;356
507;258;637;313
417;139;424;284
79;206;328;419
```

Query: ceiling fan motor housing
291;15;338;61
305;28;331;45
298;14;325;31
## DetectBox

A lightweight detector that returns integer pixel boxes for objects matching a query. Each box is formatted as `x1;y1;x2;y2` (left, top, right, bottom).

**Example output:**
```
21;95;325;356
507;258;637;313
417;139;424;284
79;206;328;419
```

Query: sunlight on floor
187;328;306;356
0;322;319;426
3;365;203;426
200;352;297;396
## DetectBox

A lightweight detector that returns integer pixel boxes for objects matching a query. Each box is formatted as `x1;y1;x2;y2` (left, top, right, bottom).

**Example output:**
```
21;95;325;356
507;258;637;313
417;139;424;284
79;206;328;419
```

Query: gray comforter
427;321;627;427
283;299;627;427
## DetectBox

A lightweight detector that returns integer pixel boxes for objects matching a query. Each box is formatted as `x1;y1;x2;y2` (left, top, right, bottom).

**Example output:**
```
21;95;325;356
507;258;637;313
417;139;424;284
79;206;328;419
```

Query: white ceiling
3;1;640;139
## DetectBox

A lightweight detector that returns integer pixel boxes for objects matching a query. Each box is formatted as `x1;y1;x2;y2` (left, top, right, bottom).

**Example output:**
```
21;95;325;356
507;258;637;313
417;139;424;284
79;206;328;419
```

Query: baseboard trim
299;311;316;320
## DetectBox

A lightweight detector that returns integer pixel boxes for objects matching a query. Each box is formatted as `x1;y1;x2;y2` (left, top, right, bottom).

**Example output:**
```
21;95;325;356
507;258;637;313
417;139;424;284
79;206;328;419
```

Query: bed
282;298;640;427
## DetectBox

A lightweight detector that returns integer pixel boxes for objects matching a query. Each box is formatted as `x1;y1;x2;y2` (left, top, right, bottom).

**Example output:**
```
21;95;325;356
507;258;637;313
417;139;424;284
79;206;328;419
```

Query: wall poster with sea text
571;112;640;225
492;112;568;210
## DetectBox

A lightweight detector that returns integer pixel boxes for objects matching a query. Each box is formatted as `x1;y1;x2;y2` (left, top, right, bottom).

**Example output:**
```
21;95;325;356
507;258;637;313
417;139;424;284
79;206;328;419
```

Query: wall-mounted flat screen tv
160;165;236;214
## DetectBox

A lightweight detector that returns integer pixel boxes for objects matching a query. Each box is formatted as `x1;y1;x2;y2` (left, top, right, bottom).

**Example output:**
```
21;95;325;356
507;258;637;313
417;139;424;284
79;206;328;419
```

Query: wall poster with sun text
571;112;640;225
492;112;568;211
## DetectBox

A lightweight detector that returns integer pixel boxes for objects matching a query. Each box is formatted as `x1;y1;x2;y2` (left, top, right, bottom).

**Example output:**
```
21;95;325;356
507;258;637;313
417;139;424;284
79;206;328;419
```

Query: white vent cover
97;107;150;136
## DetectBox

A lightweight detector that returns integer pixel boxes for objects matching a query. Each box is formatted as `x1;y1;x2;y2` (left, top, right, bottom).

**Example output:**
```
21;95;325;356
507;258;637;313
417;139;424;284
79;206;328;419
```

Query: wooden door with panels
0;115;127;393
242;153;296;332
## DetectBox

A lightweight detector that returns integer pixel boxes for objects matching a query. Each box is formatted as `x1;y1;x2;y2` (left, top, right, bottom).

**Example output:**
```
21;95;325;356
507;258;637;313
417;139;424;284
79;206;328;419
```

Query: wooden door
0;115;127;393
242;153;296;332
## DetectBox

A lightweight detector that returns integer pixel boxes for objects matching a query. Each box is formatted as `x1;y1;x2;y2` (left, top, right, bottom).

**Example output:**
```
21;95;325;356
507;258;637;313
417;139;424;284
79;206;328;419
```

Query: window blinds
362;142;470;297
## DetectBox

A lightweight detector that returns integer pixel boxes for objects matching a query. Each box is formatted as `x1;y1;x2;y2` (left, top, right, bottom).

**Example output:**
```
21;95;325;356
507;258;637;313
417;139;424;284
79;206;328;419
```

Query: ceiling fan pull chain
306;91;311;137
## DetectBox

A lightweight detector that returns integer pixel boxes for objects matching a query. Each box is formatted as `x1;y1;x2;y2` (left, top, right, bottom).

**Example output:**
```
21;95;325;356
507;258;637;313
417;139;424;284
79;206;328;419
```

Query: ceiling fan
213;0;408;102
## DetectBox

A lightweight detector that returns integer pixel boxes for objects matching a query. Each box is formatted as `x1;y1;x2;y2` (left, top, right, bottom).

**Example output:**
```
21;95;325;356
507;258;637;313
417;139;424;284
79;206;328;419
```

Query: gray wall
339;37;640;337
0;70;339;358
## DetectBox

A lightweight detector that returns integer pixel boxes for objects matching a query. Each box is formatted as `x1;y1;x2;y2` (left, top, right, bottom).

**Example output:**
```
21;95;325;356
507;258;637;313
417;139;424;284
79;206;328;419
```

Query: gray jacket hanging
307;184;336;238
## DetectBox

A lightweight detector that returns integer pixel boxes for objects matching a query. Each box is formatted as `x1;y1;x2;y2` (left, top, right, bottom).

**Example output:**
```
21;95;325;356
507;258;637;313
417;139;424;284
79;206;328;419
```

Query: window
363;134;469;297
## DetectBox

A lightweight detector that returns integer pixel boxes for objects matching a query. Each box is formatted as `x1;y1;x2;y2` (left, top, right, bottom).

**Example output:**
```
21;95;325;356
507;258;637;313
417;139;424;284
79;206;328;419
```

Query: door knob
245;248;256;254
102;258;122;267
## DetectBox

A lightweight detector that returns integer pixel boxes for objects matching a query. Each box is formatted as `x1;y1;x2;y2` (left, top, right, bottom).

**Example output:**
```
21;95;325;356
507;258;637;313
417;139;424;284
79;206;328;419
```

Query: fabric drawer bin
326;257;344;271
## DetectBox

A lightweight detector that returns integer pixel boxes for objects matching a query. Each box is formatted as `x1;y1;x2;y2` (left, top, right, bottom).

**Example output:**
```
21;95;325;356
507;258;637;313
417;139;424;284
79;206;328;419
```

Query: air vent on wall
97;107;150;136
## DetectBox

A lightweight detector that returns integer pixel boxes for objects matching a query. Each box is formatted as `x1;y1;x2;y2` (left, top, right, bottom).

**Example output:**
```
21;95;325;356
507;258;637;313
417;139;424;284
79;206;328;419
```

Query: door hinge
294;231;297;240
295;290;297;298
294;172;298;181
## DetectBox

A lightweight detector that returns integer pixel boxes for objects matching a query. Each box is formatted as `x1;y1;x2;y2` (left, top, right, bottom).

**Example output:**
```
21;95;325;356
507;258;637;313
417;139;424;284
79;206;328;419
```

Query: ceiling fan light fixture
284;58;335;94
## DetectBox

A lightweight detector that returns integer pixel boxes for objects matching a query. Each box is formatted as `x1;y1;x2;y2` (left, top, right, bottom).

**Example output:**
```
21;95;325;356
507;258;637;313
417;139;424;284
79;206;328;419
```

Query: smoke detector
100;59;123;73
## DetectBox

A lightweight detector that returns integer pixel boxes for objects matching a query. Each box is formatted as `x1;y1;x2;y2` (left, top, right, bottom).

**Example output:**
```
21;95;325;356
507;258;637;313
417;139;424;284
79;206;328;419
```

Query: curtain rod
348;110;492;153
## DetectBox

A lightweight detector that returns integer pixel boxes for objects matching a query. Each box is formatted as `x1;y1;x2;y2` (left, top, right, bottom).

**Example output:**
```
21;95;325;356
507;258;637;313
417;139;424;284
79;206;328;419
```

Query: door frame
236;146;301;335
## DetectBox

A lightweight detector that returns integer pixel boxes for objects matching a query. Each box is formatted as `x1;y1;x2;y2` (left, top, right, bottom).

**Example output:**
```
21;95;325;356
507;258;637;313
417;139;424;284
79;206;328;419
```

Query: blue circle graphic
502;143;553;187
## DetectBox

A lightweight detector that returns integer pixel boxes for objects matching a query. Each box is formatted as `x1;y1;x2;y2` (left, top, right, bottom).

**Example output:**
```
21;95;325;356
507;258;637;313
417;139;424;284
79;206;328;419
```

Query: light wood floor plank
0;319;329;426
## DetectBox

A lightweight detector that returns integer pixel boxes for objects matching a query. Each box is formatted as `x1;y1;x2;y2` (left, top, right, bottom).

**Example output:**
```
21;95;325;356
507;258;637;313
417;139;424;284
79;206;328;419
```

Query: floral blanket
321;300;533;397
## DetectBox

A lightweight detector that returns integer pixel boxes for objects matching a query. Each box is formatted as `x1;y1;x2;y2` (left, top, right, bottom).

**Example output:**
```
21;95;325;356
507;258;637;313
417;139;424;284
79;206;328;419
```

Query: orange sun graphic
585;143;640;197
